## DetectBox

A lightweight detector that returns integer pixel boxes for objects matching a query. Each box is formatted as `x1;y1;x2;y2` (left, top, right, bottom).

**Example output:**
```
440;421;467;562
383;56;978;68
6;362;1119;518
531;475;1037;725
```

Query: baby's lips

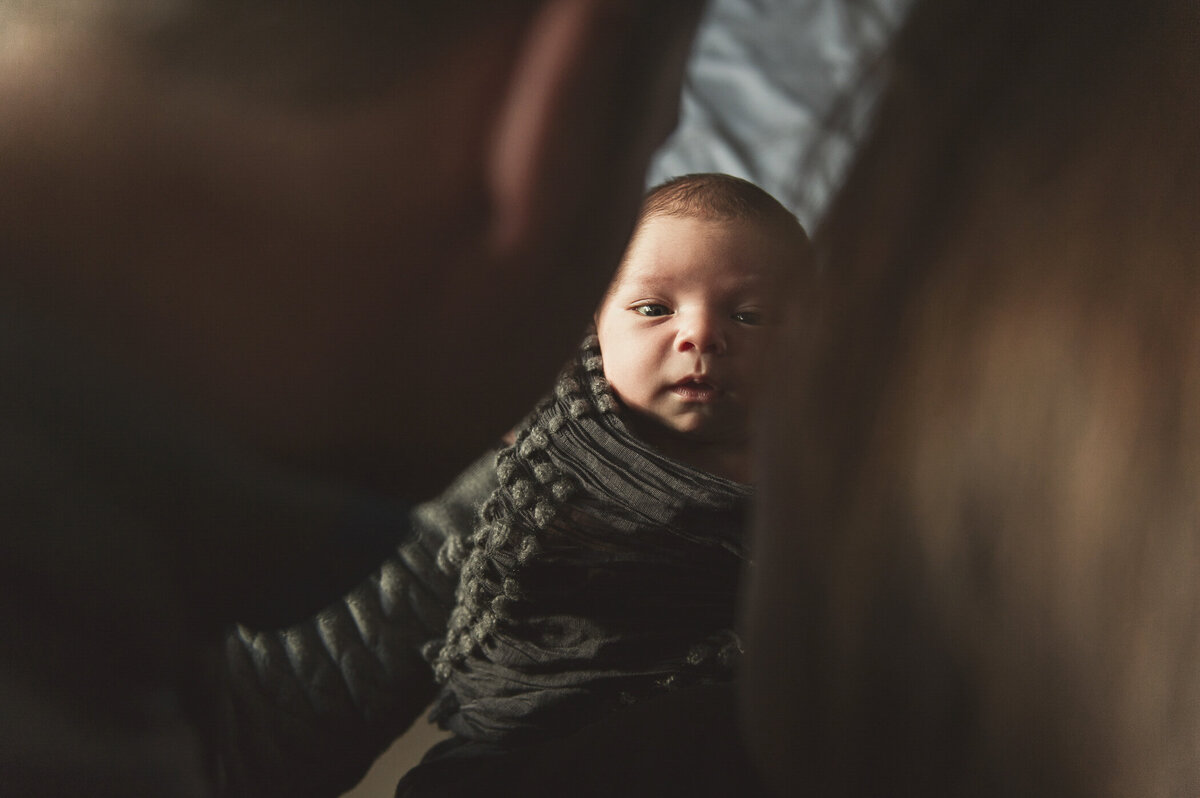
670;376;726;402
673;375;718;390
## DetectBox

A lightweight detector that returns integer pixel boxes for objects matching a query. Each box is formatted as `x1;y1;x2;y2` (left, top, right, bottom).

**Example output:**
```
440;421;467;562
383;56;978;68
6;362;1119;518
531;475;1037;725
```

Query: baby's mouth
671;377;719;402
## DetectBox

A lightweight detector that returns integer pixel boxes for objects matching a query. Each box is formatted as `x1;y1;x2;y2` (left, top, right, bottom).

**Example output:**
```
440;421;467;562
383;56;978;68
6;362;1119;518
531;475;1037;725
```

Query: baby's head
595;174;809;481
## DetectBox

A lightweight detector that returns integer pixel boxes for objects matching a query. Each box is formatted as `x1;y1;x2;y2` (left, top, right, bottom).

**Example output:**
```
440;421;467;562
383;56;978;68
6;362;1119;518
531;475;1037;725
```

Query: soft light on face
594;214;795;452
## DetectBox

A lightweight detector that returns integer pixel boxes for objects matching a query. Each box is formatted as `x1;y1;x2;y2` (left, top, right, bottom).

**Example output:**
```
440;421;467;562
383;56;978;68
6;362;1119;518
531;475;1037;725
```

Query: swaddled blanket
429;334;753;745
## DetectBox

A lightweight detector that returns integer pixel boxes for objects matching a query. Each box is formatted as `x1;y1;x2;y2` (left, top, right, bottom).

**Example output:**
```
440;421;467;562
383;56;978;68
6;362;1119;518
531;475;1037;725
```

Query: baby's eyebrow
615;277;669;294
615;271;771;295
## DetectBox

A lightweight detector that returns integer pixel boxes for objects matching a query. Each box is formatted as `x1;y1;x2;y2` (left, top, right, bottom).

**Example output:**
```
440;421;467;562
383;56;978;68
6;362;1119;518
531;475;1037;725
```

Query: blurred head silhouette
743;1;1200;795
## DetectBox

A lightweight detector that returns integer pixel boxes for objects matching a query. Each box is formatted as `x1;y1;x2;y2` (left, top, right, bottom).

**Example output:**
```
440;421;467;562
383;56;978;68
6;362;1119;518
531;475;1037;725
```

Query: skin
594;214;795;482
0;0;710;653
0;3;712;793
0;1;706;502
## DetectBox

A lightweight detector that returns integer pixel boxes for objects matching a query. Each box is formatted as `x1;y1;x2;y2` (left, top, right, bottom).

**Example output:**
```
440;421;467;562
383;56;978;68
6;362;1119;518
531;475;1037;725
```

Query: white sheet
648;0;911;230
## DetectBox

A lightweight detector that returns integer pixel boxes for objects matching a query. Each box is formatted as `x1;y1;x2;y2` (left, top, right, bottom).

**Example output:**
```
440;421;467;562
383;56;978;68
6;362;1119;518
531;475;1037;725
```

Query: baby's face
595;214;794;450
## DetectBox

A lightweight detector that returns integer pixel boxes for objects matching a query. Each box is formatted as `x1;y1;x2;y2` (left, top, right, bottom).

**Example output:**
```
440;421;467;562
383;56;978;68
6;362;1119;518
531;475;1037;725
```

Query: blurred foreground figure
743;0;1200;795
0;1;705;794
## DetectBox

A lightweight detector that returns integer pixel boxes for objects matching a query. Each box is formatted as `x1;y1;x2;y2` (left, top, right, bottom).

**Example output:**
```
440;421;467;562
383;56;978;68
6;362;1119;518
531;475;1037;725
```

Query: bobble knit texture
428;335;752;745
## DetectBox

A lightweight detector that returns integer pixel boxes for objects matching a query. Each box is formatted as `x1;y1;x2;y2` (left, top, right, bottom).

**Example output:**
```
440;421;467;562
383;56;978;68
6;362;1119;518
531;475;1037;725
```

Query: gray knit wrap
428;334;752;745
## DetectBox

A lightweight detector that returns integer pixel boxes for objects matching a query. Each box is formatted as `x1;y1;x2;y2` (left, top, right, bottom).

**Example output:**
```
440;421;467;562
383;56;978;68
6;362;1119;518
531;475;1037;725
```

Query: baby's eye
733;309;766;325
633;304;671;317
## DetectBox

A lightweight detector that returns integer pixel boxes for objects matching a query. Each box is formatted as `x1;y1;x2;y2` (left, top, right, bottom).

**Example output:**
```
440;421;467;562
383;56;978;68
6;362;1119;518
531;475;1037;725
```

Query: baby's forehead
613;214;801;282
613;259;774;290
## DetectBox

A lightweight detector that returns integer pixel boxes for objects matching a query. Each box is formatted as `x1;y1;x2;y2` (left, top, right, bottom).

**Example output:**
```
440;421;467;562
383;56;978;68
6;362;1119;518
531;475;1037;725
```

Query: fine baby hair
621;172;810;270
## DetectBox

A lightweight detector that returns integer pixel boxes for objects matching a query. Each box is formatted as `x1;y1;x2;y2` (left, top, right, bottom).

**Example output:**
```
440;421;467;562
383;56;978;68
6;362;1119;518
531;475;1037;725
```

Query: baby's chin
639;412;750;448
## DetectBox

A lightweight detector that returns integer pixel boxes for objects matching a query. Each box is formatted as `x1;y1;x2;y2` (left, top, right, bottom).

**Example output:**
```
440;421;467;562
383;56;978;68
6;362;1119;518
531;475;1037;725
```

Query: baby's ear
484;0;704;258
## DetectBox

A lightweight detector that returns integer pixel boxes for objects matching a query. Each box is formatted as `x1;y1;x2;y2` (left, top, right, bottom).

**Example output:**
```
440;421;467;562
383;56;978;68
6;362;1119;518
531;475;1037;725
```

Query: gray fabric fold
219;454;497;798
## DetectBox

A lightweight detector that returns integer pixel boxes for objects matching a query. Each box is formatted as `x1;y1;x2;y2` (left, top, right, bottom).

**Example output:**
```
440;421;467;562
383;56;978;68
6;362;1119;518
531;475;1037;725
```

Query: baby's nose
676;313;726;355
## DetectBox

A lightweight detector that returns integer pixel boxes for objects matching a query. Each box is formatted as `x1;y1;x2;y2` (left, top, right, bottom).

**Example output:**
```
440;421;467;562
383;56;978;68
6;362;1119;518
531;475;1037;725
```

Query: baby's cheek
601;352;640;396
601;368;642;415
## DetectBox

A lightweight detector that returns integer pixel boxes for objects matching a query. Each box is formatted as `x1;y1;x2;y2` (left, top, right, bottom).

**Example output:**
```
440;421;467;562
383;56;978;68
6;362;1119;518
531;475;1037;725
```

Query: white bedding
648;0;911;230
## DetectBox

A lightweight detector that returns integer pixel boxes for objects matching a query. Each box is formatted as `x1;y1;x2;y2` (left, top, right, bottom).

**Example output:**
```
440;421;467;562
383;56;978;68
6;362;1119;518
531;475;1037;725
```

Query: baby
401;173;809;791
593;176;807;484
